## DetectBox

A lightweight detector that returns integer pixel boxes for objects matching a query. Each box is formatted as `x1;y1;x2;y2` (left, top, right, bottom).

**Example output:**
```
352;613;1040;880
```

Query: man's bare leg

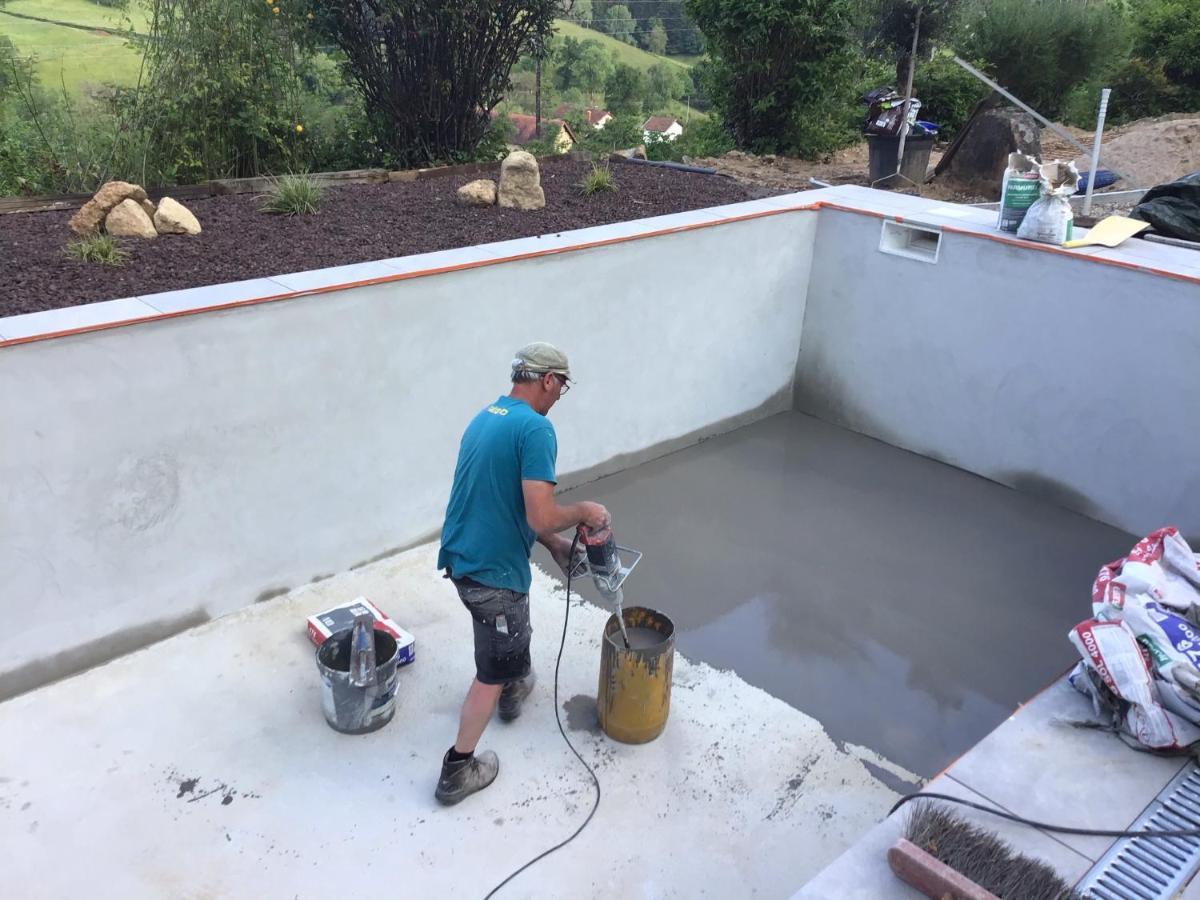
454;678;503;753
437;679;503;805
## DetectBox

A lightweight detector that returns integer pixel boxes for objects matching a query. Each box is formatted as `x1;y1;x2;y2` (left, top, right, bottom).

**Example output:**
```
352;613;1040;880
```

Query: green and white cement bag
1017;161;1079;245
996;152;1041;233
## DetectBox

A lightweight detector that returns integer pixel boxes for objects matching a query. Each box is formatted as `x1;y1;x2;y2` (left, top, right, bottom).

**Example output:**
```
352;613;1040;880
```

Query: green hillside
1;0;147;95
1;6;696;105
553;19;692;71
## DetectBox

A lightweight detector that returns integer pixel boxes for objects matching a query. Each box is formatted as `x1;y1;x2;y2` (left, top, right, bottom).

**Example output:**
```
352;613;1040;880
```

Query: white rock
153;196;202;235
104;198;157;239
456;179;497;207
497;151;545;211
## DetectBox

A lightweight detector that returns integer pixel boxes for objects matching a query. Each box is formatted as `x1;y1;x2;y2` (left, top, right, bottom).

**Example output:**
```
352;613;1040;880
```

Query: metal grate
1078;765;1200;899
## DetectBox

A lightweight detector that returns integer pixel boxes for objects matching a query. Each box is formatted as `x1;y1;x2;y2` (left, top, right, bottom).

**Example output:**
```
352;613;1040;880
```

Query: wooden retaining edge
887;838;1002;900
0;151;596;215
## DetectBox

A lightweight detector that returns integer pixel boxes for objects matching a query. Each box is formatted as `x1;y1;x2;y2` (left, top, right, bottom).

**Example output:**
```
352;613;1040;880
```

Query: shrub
579;163;617;194
306;0;561;167
1062;58;1192;127
860;0;968;85
120;0;315;182
1132;0;1200;93
579;113;645;154
261;174;324;215
65;234;130;266
962;0;1130;120
644;116;734;161
685;0;859;157
912;54;991;141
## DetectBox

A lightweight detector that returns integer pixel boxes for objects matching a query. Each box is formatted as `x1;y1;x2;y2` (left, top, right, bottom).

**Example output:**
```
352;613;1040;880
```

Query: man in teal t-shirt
435;342;610;806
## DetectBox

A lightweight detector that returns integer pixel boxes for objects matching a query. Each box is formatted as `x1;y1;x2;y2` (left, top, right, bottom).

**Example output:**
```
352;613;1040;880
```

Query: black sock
447;746;473;764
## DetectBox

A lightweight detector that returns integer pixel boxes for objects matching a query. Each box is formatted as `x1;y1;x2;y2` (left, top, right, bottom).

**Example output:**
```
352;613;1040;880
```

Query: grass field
2;5;699;120
553;19;693;71
1;0;147;95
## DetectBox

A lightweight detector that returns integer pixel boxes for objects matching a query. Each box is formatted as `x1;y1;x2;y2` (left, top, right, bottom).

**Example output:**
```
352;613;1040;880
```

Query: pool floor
546;411;1134;776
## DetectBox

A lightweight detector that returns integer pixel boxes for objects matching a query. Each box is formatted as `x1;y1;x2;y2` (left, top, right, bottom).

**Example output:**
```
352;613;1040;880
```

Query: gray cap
512;342;572;380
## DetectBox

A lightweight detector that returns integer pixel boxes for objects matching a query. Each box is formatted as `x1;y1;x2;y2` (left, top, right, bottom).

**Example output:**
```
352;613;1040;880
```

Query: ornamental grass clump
579;163;616;195
64;234;130;266
261;173;324;215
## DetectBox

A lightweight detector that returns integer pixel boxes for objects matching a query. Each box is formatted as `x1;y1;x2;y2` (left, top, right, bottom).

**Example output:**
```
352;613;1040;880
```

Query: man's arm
526;481;608;576
523;480;609;535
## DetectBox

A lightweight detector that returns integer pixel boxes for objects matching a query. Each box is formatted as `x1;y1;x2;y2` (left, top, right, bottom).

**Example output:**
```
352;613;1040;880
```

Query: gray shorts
452;577;532;685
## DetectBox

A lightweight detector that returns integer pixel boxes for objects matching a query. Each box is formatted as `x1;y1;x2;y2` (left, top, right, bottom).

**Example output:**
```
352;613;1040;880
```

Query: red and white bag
1068;618;1200;750
1069;527;1200;750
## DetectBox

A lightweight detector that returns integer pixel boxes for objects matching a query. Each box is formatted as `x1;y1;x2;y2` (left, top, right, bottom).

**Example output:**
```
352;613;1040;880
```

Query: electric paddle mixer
575;523;642;649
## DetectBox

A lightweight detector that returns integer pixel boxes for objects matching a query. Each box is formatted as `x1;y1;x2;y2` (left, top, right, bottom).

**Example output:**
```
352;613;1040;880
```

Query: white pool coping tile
0;297;161;340
138;277;294;314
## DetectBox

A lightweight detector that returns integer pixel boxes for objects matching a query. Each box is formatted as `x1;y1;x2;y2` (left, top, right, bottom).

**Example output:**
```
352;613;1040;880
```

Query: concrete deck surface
0;543;902;899
798;677;1199;898
553;411;1136;778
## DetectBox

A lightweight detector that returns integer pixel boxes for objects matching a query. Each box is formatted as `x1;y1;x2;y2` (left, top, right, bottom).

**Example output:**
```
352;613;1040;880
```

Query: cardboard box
306;597;415;666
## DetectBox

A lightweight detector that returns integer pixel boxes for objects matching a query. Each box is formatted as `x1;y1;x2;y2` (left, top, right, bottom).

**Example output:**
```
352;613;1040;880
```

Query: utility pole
533;26;549;140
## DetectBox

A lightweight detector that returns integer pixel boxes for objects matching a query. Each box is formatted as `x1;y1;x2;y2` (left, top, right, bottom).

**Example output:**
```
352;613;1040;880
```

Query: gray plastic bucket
867;134;934;187
316;629;400;734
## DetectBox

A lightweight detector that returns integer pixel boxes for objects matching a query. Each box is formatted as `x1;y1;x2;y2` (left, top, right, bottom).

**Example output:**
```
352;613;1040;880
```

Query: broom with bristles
888;801;1083;900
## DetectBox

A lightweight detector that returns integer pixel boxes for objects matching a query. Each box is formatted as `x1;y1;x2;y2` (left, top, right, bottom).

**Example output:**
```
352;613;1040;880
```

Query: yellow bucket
597;606;675;744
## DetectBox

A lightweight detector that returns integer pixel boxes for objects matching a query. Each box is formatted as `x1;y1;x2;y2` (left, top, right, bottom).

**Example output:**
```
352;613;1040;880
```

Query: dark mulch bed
0;158;774;317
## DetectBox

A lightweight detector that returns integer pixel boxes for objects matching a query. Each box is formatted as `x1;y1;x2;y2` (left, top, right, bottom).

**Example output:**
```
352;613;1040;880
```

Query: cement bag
1068;619;1200;750
1092;527;1200;623
1017;161;1079;245
996;152;1041;233
1120;600;1200;723
1093;529;1200;723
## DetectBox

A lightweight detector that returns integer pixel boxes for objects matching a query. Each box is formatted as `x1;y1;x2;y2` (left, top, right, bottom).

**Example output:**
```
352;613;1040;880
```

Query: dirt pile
1071;116;1200;190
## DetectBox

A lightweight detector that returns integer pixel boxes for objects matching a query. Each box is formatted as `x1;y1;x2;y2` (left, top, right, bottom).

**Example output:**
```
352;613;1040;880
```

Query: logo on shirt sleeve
487;405;509;416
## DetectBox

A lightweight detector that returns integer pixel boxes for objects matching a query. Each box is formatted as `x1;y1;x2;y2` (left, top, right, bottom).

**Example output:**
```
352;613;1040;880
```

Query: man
435;342;610;806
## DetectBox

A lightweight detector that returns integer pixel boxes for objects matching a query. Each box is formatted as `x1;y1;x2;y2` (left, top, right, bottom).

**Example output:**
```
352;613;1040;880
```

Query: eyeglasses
551;373;570;395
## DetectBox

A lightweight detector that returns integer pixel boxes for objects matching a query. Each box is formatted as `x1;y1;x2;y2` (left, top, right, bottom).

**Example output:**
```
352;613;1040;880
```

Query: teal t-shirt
437;395;558;593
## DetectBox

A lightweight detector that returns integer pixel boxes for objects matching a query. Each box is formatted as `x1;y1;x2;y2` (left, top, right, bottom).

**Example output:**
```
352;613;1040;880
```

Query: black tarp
1130;172;1200;242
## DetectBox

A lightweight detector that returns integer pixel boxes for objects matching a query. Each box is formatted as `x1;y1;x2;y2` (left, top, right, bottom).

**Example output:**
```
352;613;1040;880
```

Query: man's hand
577;501;610;530
539;532;586;578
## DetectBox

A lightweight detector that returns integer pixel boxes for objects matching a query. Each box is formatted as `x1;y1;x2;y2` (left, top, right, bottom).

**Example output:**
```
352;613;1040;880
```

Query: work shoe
498;672;537;722
435;750;499;806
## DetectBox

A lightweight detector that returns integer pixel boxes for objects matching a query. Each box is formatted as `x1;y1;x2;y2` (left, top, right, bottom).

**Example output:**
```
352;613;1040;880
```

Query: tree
645;63;685;109
962;0;1129;120
571;0;593;27
576;38;614;102
861;0;965;86
121;0;311;181
685;0;858;156
605;63;646;115
579;111;644;153
1133;0;1200;93
554;36;586;92
0;36;32;103
642;18;669;55
603;4;637;45
306;0;559;166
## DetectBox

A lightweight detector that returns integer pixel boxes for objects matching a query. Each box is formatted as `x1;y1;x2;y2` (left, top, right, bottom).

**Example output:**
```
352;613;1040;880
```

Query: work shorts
451;577;532;685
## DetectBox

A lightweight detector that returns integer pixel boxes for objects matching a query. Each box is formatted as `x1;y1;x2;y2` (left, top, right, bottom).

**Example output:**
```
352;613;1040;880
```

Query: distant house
495;112;579;153
553;104;614;130
642;116;684;143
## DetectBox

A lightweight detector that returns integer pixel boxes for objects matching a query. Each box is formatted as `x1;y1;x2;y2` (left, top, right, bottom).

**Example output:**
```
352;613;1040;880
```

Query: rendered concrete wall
0;208;816;695
796;208;1200;539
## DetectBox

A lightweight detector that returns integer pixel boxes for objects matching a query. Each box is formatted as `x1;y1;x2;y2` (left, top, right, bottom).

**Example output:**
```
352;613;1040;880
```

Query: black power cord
892;791;1200;839
483;532;602;899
